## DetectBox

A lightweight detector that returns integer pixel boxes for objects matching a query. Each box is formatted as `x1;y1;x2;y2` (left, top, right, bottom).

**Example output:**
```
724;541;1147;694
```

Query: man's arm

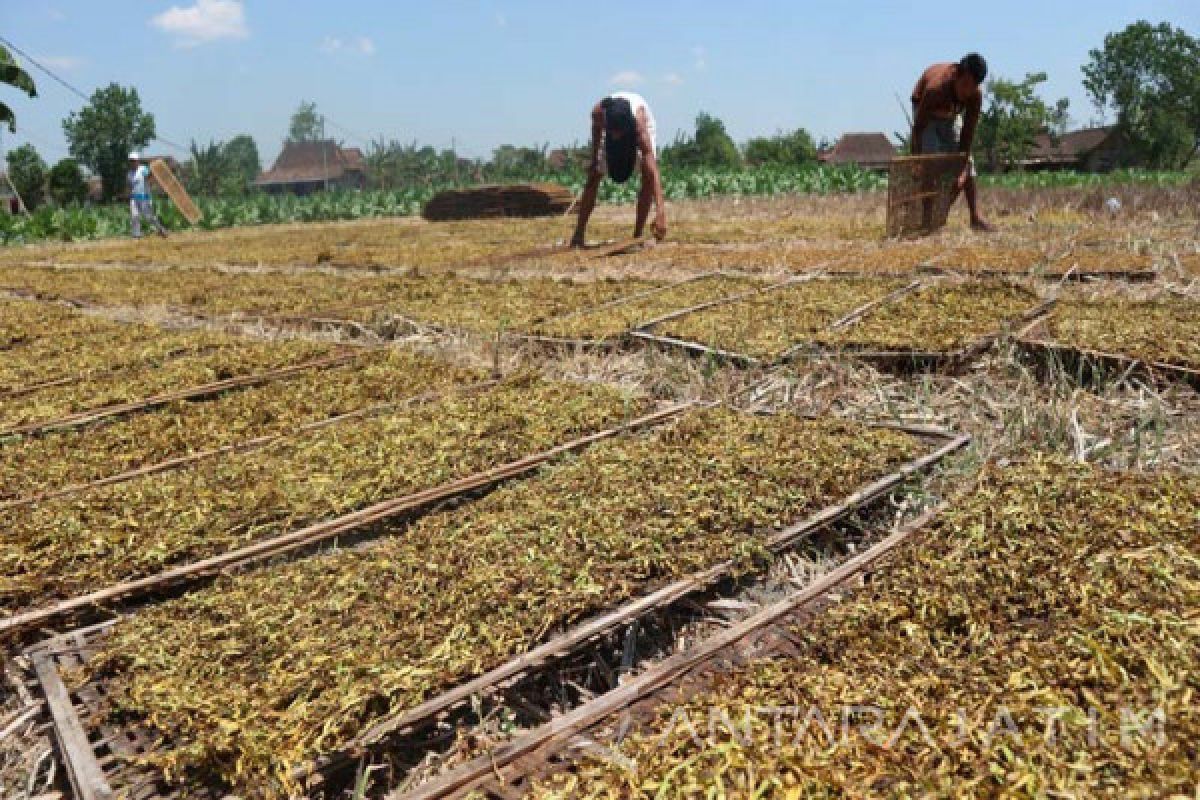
635;108;666;239
571;103;606;247
909;73;929;154
959;94;982;153
588;103;605;174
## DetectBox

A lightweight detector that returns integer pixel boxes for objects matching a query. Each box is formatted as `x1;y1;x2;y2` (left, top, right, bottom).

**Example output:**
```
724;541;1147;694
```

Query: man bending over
911;53;993;232
571;91;667;247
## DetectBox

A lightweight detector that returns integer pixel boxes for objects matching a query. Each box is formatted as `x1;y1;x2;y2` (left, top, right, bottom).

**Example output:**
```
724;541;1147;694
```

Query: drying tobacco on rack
1048;249;1155;277
534;458;1200;799
0;267;660;335
0;297;117;348
926;246;1044;273
0;322;234;394
534;275;762;340
815;281;1040;353
0;349;485;503
0;336;337;430
0;375;643;613
656;277;906;361
1046;294;1200;368
78;410;921;797
827;243;945;275
369;275;660;334
552;243;854;275
0;216;567;271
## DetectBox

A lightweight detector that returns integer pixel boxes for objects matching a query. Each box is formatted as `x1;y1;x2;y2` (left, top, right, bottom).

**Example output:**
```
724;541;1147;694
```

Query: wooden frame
1015;316;1200;391
631;278;919;369
510;272;758;350
0;381;498;512
28;418;966;800
918;259;1156;283
886;154;967;238
0;350;360;439
405;503;949;800
809;296;1056;375
2;404;690;639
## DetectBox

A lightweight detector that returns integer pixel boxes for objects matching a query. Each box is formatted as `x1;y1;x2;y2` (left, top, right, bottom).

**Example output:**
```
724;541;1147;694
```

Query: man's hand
653;212;667;241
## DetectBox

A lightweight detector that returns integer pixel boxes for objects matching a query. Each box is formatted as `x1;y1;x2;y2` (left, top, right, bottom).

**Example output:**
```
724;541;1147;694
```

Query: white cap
128;151;140;160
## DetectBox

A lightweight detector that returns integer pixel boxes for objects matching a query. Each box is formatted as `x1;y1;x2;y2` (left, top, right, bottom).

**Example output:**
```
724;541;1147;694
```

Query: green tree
743;128;817;166
488;143;548;178
1082;20;1200;168
221;134;260;190
62;83;156;201
187;139;226;196
47;157;88;206
662;112;741;168
5;143;47;209
974;72;1071;171
1;44;37;133
365;139;465;188
288;101;323;142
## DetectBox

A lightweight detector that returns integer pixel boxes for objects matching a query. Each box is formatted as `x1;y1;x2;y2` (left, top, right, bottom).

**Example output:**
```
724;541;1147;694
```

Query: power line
0;34;188;155
0;34;90;102
323;117;372;147
150;134;189;154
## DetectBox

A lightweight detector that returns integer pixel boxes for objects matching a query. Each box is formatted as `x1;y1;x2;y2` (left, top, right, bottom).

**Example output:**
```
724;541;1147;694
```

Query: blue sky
3;1;1197;167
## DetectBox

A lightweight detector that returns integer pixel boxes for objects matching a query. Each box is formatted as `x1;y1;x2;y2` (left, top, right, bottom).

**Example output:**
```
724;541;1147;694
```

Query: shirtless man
911;53;994;232
570;91;667;247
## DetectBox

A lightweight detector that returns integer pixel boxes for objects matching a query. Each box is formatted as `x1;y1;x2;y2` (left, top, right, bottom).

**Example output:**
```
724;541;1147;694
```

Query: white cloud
608;70;644;87
38;56;83;70
692;45;707;71
47;8;66;21
495;12;508;28
662;72;684;87
319;35;375;56
150;0;248;47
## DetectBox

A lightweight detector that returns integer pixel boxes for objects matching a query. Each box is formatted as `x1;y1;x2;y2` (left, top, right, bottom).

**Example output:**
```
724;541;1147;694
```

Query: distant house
818;133;896;171
1018;126;1130;172
253;139;367;195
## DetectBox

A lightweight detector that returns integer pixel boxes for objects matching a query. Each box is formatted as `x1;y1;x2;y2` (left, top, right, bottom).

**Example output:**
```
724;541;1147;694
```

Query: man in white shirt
570;92;666;247
127;153;167;239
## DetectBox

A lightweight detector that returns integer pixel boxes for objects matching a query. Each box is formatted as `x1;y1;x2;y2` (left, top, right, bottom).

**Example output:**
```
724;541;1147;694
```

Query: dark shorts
919;118;976;177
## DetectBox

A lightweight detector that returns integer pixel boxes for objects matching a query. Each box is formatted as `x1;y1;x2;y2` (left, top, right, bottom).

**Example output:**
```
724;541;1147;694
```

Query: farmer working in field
911;53;993;232
127;152;168;239
571;91;667;247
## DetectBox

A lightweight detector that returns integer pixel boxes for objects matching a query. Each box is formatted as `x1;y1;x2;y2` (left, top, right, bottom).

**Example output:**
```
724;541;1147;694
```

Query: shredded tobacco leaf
0;217;580;270
534;275;763;340
1046;295;1200;368
0;348;484;502
79;410;920;798
814;281;1041;352
0;297;120;348
0;336;337;430
0;375;643;613
656;278;907;360
0;267;658;334
533;459;1200;799
1048;250;1155;276
829;244;945;275
927;246;1045;273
